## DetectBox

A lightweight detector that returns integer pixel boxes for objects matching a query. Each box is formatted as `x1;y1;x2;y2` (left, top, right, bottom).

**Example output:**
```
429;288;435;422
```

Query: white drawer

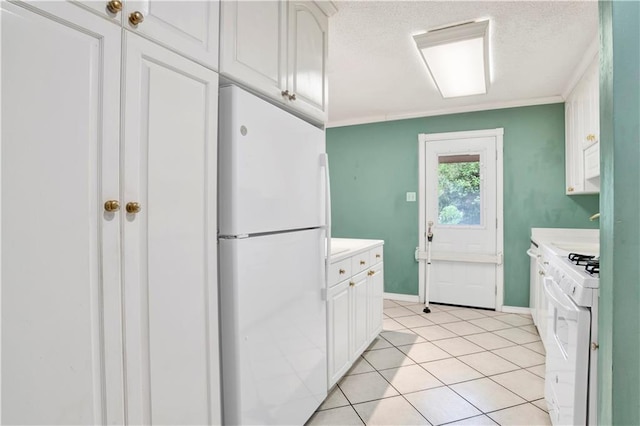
369;246;383;265
329;258;351;287
351;251;370;274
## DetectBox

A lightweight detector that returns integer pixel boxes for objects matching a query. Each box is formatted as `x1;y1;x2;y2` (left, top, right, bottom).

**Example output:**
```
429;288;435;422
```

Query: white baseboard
501;305;532;315
383;292;420;303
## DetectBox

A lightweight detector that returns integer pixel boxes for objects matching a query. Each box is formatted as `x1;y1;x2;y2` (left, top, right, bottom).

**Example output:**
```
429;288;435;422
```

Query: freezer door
219;228;327;425
219;85;326;236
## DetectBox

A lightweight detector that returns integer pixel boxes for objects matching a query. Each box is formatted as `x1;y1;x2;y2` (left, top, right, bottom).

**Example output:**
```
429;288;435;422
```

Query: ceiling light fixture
413;20;490;98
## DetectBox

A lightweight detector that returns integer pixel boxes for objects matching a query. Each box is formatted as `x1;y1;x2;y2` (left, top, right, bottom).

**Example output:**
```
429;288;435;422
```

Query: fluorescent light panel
414;20;490;98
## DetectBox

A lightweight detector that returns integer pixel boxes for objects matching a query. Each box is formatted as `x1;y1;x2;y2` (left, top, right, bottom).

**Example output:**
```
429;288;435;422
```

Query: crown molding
326;95;564;128
561;36;599;99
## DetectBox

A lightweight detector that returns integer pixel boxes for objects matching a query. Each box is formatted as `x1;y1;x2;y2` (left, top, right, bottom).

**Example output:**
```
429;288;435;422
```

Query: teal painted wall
327;103;599;307
598;1;640;424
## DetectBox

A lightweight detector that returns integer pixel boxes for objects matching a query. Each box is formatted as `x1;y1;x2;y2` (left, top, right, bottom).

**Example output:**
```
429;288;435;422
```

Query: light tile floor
307;301;551;426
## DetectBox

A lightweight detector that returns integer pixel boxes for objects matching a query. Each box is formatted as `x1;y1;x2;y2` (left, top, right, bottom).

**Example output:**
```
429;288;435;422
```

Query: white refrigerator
218;85;329;425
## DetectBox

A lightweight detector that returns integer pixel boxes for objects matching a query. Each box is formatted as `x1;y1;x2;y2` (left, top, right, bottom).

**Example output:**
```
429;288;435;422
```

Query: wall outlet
406;192;416;202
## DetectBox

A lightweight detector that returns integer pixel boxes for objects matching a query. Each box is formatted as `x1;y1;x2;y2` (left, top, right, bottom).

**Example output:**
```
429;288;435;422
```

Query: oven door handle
543;276;578;312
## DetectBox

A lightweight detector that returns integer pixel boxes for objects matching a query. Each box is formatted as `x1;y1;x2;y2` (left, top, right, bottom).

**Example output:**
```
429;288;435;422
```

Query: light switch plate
406;192;416;202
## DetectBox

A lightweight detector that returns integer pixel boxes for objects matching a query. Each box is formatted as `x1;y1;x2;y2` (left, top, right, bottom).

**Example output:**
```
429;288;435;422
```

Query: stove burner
568;252;596;266
585;259;600;275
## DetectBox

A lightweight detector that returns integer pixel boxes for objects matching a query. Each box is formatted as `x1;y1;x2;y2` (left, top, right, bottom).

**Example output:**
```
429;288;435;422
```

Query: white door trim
418;128;504;311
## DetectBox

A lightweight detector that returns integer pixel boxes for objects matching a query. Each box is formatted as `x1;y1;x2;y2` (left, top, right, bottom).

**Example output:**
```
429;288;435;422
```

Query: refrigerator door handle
321;153;331;295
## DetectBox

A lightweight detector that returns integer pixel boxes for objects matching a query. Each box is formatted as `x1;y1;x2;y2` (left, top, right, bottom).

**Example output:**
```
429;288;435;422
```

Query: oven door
543;276;591;426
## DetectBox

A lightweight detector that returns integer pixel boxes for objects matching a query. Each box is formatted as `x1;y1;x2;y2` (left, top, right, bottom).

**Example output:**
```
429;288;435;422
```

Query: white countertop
329;238;384;263
531;227;599;257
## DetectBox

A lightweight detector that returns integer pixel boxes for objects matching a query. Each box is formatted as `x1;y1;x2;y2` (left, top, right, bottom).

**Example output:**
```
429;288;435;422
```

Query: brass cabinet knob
104;200;120;212
375;254;381;258
281;90;296;101
126;202;141;214
538;270;545;276
359;260;366;265
339;269;346;274
106;0;123;13
367;270;375;276
349;281;355;287
567;186;574;192
129;11;144;26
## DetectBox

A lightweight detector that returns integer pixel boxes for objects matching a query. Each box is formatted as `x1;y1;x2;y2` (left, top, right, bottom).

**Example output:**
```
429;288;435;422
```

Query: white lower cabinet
1;2;220;424
327;241;384;388
328;281;351;386
351;272;370;357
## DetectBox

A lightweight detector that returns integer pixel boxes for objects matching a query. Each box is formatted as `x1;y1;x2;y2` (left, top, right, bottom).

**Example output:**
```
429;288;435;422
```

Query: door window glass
437;154;481;225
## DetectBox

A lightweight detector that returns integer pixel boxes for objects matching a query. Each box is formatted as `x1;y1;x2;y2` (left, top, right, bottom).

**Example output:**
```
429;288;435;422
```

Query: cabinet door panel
328;281;351;387
288;1;327;121
368;265;384;337
220;1;286;97
124;0;219;70
1;2;123;424
122;33;220;425
351;274;369;357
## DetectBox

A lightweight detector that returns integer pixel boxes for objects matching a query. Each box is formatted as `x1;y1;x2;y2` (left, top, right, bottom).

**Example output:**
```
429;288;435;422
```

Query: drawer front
369;246;383;265
329;258;352;287
351;252;370;274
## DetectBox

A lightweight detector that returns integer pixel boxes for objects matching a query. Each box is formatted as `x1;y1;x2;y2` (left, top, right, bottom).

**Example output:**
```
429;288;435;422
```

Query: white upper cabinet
71;0;221;71
565;52;600;195
220;0;332;123
71;0;125;24
287;1;328;121
123;0;220;70
220;1;287;98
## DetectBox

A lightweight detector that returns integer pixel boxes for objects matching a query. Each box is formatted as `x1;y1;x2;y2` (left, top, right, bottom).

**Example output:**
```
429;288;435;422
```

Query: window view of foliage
438;160;481;225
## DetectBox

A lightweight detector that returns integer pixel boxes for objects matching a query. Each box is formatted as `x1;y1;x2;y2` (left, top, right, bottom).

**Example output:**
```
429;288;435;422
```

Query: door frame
417;128;504;310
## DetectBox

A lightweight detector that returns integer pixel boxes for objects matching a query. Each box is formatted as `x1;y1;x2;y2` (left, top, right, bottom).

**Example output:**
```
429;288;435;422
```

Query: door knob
129;11;144;26
104;200;120;212
126;202;141;214
106;0;122;13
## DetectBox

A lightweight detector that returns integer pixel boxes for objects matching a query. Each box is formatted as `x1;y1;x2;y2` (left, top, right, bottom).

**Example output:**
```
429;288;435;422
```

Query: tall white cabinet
1;2;220;424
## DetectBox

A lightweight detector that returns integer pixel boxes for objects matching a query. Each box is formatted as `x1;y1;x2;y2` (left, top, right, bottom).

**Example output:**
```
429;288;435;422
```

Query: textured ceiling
327;1;598;127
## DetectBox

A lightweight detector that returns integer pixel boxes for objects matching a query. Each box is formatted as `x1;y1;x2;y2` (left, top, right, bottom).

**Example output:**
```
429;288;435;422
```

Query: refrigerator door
219;228;327;425
219;85;326;236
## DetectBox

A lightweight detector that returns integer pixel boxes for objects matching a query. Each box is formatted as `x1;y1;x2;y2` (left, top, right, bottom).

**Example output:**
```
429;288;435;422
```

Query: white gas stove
541;244;599;426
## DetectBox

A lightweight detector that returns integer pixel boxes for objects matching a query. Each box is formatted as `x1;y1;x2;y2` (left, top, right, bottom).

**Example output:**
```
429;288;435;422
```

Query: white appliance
218;85;329;425
543;246;599;426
